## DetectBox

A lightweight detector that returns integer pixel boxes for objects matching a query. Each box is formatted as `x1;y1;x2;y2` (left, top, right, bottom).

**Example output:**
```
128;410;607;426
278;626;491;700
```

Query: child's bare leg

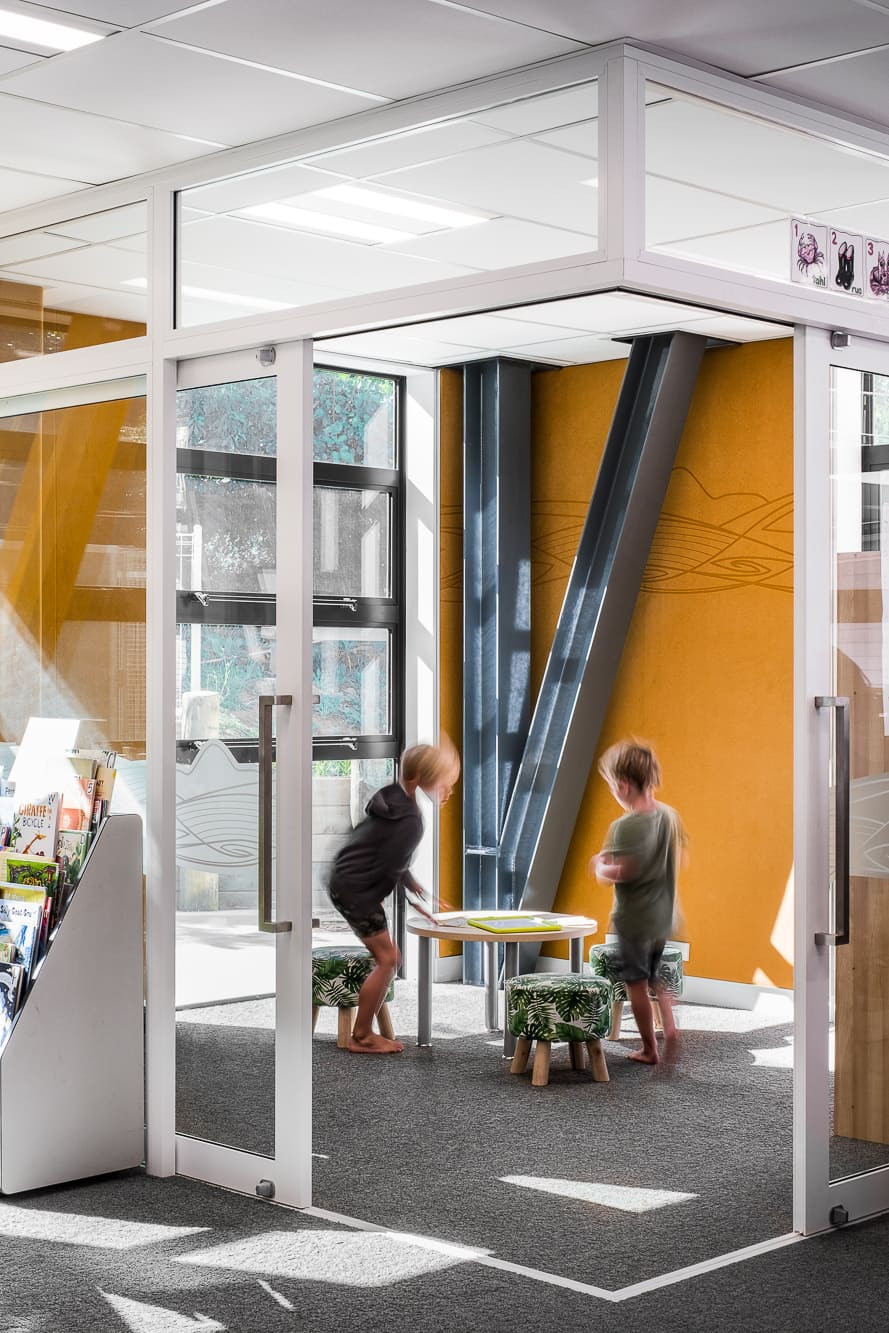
652;981;678;1042
626;979;659;1064
350;930;403;1053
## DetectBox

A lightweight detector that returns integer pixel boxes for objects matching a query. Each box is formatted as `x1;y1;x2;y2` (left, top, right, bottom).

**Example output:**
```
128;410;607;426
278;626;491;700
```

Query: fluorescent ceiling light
314;183;489;230
0;7;104;50
122;277;288;311
242;202;410;244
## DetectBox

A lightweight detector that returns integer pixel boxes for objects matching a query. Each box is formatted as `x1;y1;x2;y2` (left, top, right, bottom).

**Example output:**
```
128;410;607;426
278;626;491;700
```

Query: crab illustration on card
791;219;827;288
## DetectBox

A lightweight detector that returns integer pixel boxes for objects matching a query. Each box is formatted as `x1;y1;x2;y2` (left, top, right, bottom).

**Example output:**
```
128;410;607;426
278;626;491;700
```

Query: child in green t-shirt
590;739;686;1065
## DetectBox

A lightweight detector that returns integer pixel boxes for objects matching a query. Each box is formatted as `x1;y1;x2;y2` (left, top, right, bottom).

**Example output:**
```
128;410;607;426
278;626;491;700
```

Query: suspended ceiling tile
183;163;349;215
471;83;598;135
45;202;147;243
303;121;510;180
404;312;593;348
41;285;148;322
0;232;84;265
318;330;488;366
647;95;889;217
676;314;791;342
0;92;226;182
0;45;42;75
386;216;593;268
532;119;598;159
146;0;583;99
505;291;710;334
652;219;788;283
7;241;146;288
24;0;212;20
373;139;597;233
445;0;889;77
647;176;785;247
4;31;380;145
179;214;477;291
177;258;344;310
0;165;88;214
506;334;631;364
760;49;889;130
820;197;889;238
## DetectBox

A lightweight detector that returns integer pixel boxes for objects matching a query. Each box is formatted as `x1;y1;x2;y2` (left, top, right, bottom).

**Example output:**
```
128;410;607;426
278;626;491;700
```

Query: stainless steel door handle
258;694;293;934
815;695;850;946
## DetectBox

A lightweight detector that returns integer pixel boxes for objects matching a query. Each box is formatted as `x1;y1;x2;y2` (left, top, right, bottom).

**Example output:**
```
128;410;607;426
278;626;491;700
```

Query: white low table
406;910;599;1056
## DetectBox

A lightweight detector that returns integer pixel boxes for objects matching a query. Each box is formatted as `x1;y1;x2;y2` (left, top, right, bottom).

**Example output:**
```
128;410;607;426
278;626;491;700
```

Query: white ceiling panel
0;232;83;265
507;334;631;364
647;95;889;217
499;291;711;333
183;163;348;215
6;241;145;288
471;83;598;135
819;197;889;238
0;165;87;213
177;260;343;314
318;330;489;366
147;0;583;99
25;0;212;21
3;31;381;145
647;176;784;247
0;45;41;75
303;121;509;180
44;202;146;243
761;49;889;131
653;219;788;282
532;119;598;159
179;214;477;291
40;285;147;322
0;91;226;185
443;0;889;77
675;314;790;341
403;312;593;348
373;139;597;233
385;217;593;268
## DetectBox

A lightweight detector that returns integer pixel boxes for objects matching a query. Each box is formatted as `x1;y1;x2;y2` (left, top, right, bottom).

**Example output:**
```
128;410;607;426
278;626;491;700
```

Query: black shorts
328;883;388;941
615;936;666;985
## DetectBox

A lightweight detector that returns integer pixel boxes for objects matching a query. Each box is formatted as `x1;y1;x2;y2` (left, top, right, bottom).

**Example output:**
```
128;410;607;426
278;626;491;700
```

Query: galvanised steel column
497;332;708;969
463;358;532;985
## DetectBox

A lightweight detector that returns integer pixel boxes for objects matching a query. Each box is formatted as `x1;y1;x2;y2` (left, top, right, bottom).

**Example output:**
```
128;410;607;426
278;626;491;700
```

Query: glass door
172;344;313;1205
797;328;889;1231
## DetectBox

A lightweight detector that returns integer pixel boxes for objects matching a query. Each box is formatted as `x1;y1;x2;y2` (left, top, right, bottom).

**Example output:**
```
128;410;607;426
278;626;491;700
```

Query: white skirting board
0;814;145;1193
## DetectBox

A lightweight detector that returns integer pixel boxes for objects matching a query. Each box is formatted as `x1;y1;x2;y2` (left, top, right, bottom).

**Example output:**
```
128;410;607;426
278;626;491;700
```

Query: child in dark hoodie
327;737;460;1053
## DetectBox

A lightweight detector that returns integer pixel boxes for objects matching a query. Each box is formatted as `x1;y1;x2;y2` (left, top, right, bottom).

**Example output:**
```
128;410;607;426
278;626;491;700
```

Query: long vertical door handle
258;694;293;933
815;695;850;946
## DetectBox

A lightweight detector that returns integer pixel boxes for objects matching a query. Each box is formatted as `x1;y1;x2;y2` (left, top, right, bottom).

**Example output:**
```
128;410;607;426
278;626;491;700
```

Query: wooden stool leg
609;1000;623;1040
569;1041;586;1070
586;1038;610;1083
510;1036;532;1074
337;1007;355;1048
312;1005;320;1033
651;998;663;1032
531;1040;552;1087
376;1002;395;1040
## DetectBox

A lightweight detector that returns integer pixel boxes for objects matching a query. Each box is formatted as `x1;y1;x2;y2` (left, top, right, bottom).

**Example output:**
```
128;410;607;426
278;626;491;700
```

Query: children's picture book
5;855;59;892
59;776;96;833
0;959;23;1048
464;914;563;934
0;941;16;964
0;898;44;983
55;829;91;888
12;792;61;859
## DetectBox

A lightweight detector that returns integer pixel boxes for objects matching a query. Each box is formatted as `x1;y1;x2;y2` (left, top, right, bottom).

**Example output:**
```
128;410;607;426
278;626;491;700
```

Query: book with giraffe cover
11;792;61;859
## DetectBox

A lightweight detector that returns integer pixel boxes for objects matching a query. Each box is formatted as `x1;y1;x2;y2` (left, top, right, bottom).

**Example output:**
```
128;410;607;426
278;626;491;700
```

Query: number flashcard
829;228;863;296
791;219;827;288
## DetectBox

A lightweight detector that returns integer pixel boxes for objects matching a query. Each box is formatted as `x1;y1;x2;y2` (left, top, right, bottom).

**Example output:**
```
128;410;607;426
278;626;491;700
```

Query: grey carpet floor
176;981;810;1289
3;1170;889;1332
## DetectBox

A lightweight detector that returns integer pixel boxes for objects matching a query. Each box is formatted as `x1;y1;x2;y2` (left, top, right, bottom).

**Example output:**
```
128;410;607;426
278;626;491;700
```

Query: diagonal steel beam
497;332;707;957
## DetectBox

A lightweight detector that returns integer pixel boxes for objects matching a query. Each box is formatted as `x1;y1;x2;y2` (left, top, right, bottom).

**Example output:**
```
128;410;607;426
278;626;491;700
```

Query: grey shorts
615;936;666;985
328;883;388;941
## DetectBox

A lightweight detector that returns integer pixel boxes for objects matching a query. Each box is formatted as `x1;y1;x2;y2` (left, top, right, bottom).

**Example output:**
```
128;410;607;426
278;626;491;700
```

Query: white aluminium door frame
794;327;889;1234
168;342;313;1207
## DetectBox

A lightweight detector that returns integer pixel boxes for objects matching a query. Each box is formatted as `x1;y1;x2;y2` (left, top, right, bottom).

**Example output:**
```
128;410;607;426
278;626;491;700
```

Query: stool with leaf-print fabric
505;973;612;1088
588;943;684;1039
311;945;396;1048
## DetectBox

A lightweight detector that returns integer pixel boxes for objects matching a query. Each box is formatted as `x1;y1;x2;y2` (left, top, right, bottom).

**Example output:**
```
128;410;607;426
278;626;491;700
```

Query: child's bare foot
348;1032;404;1054
628;1048;659;1065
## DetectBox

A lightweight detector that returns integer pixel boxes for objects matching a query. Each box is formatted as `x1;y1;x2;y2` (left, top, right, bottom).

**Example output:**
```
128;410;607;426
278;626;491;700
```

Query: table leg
503;940;520;1058
417;934;432;1046
570;936;583;974
485;941;499;1031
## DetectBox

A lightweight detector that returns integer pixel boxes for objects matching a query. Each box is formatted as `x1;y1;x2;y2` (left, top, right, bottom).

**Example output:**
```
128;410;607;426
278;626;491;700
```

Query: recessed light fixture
0;6;104;50
314;183;489;230
242;201;410;244
122;277;288;311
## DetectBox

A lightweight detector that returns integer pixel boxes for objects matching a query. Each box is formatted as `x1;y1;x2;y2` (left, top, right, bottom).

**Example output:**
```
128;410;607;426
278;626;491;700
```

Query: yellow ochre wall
440;339;794;987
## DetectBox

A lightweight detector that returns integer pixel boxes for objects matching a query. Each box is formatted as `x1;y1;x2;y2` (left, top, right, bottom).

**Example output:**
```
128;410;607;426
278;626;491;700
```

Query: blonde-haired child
327;736;460;1054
